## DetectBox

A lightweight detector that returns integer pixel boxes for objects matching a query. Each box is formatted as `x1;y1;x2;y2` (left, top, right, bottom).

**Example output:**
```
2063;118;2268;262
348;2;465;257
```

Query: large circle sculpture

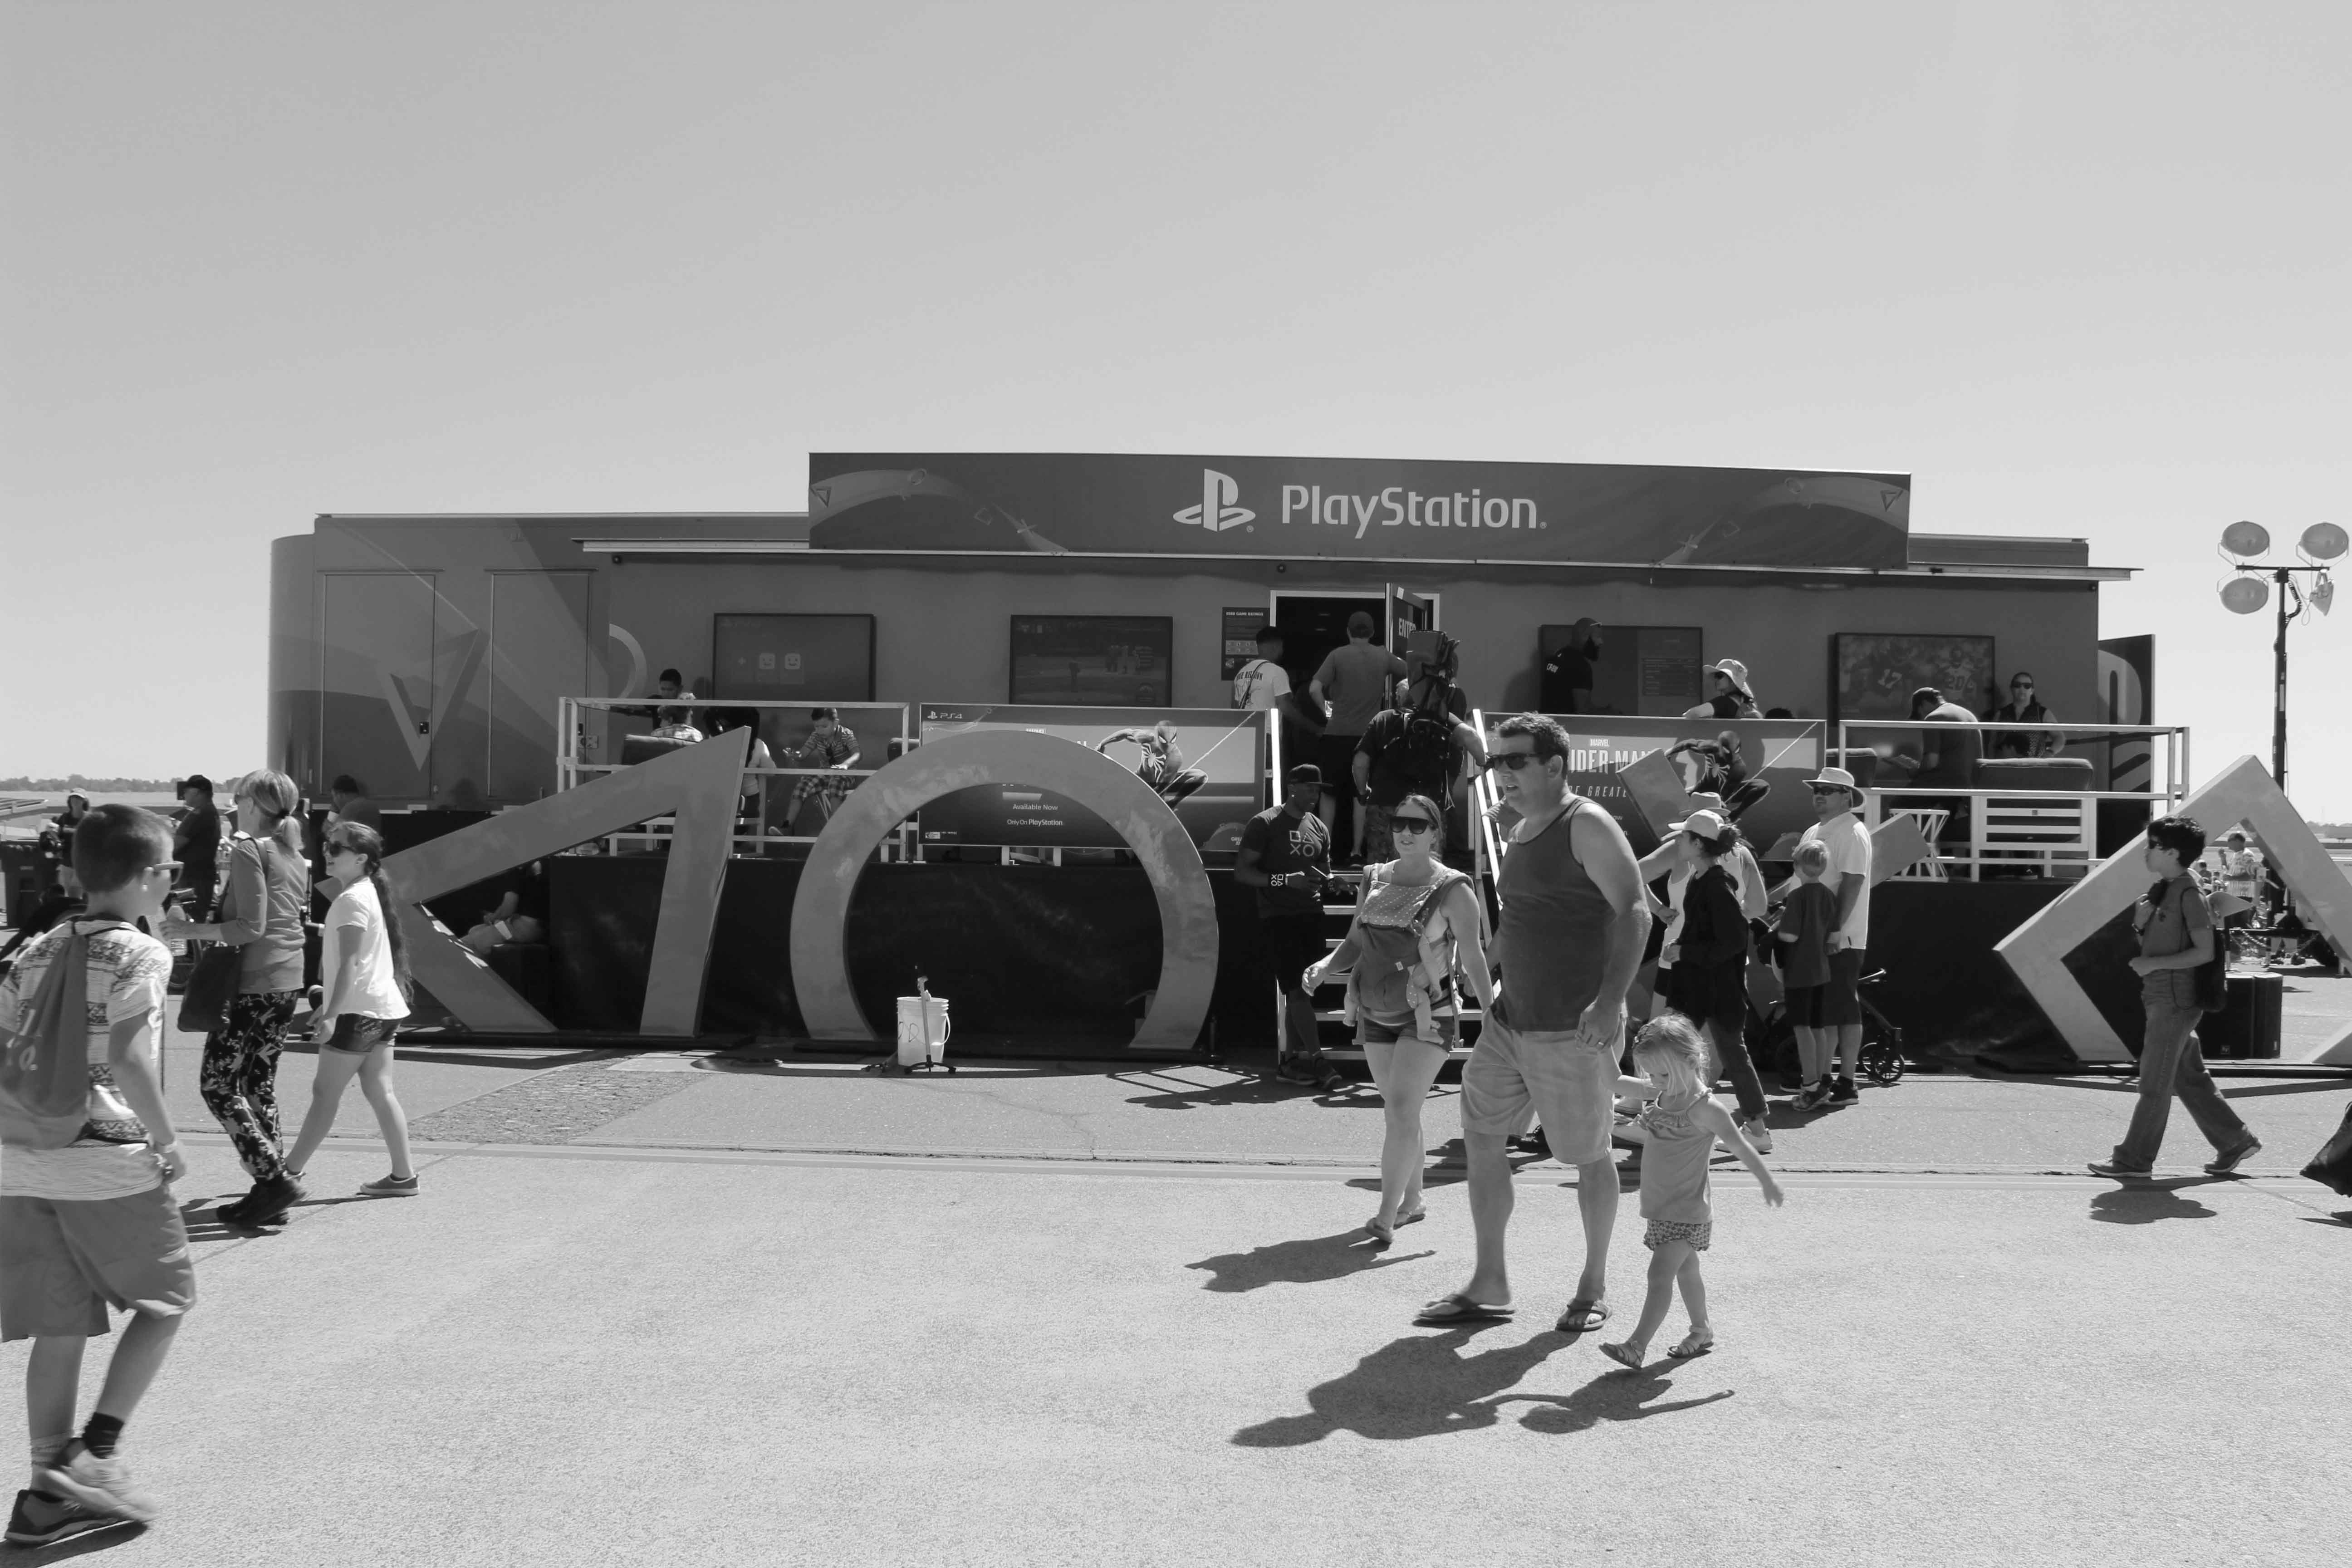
788;728;1223;1051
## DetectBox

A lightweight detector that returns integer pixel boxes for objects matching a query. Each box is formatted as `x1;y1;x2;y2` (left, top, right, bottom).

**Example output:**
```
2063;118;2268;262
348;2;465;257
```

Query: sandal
1554;1298;1610;1334
1365;1216;1395;1244
1598;1341;1645;1371
1666;1332;1715;1360
1415;1292;1514;1325
1395;1205;1427;1227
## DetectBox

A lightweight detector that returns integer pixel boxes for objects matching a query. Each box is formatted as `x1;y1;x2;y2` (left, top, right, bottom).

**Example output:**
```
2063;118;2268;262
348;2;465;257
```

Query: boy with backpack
1;805;193;1543
2088;814;2262;1178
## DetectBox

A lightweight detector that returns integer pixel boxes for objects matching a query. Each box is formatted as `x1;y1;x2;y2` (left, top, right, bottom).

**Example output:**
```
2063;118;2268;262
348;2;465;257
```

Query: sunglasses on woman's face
1482;752;1542;772
1390;817;1435;834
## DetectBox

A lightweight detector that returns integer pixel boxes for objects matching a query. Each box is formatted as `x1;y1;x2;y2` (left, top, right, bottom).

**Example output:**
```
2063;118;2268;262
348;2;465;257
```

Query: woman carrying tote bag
163;769;311;1224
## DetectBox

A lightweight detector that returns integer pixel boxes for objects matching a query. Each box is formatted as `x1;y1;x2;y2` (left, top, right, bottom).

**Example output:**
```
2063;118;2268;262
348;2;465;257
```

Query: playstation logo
1174;469;1254;532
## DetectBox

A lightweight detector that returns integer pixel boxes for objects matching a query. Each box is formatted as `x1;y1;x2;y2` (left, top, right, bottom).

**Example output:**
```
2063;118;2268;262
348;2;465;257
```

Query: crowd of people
0;644;2300;1541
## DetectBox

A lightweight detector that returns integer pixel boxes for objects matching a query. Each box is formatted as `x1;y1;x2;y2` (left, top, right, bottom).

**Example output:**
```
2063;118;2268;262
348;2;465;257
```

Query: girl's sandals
1365;1216;1396;1244
1395;1205;1427;1227
1666;1331;1715;1360
1598;1341;1646;1371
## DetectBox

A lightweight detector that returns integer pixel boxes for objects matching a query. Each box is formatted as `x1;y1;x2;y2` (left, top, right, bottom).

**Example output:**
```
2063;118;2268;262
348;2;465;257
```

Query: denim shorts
323;1014;401;1055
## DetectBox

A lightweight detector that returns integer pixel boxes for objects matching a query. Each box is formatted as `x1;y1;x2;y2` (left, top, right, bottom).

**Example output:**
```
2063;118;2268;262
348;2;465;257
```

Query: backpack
1393;703;1462;789
0;921;116;1150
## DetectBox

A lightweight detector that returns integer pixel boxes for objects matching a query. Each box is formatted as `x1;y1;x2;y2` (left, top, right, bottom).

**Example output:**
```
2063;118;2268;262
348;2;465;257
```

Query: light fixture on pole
2214;520;2343;798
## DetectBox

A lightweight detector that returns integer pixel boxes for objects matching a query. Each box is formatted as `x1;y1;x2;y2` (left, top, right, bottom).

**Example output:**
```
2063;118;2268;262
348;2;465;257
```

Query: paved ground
0;1017;2341;1564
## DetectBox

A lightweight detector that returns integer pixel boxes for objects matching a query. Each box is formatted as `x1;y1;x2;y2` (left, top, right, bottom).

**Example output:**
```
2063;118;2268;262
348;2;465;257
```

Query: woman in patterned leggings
164;769;312;1225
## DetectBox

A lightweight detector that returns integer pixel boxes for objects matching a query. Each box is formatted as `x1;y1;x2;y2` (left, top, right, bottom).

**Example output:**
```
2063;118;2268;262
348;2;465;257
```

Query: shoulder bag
177;838;272;1033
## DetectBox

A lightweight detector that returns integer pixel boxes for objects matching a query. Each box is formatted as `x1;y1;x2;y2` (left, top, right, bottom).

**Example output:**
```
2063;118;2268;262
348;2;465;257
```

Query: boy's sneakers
1741;1118;1774;1154
1828;1076;1860;1104
37;1440;157;1524
360;1172;420;1197
7;1488;119;1546
1795;1078;1836;1111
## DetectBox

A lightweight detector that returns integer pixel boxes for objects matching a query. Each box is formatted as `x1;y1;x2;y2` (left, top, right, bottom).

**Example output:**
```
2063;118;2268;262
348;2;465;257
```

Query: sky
5;2;2349;808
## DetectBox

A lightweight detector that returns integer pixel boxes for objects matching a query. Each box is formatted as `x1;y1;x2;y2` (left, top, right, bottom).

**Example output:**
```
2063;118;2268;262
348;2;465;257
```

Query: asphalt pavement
0;1019;2341;1565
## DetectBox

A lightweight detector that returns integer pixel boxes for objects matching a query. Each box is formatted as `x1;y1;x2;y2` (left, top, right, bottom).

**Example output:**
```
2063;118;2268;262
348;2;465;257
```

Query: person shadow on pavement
1232;1327;1729;1446
2087;1181;2220;1225
1187;1231;1435;1293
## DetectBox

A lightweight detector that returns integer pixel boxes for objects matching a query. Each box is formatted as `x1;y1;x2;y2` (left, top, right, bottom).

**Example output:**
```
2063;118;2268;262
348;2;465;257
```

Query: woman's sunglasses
1390;816;1436;834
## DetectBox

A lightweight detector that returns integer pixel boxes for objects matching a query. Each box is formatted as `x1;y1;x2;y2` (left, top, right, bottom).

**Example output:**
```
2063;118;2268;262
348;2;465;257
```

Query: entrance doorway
1267;591;1389;705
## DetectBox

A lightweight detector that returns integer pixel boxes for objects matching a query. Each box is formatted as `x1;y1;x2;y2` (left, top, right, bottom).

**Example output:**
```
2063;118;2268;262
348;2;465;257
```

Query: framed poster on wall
1537;624;1705;716
711;614;876;701
1830;633;1997;723
1010;615;1172;705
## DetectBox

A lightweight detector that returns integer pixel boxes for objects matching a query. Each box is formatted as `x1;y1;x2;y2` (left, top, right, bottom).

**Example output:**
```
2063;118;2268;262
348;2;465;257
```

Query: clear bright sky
5;3;2348;810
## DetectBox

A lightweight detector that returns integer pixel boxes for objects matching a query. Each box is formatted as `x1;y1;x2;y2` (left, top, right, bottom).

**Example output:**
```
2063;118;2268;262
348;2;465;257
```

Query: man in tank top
1416;712;1652;1333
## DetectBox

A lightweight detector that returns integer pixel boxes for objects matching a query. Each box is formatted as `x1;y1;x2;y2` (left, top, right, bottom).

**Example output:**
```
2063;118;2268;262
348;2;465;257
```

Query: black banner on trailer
915;705;1264;858
809;453;1911;568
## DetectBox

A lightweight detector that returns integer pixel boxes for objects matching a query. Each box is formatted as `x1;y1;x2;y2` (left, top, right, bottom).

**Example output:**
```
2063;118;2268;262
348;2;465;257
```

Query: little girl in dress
1600;1014;1784;1368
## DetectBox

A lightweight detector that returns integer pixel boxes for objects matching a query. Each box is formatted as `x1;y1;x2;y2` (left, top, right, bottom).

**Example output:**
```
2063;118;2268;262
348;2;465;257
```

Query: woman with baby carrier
1303;793;1494;1242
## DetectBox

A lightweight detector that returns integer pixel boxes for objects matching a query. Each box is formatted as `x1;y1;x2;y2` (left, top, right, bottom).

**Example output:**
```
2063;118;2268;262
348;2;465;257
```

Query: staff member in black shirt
1237;764;1343;1090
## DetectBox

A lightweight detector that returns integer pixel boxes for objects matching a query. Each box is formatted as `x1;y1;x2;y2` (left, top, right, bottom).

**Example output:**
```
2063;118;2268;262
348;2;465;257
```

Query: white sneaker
1742;1118;1774;1154
38;1441;157;1524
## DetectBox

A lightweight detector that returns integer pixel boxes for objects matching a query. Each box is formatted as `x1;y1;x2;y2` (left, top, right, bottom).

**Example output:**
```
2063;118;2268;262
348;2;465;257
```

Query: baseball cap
1287;763;1322;785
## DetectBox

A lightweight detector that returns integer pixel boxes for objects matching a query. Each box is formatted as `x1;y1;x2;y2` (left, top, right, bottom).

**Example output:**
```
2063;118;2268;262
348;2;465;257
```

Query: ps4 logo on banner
1174;469;1254;533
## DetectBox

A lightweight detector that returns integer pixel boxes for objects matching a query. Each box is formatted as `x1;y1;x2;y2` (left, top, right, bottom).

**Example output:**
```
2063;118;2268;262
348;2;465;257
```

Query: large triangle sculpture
379;728;750;1036
1994;755;2352;1065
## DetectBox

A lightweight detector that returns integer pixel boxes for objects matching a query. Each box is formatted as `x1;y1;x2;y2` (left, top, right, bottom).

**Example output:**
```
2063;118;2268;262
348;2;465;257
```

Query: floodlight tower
2217;520;2347;798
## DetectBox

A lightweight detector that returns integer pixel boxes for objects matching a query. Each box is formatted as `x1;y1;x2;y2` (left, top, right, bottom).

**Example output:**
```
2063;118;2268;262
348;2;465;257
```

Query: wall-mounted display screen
711;614;875;701
1009;616;1172;706
1832;633;1997;723
917;704;1262;858
1538;624;1705;716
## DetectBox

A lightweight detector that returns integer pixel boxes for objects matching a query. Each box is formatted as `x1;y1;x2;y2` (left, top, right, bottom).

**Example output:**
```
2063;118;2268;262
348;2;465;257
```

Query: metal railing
1833;720;2190;881
556;696;912;858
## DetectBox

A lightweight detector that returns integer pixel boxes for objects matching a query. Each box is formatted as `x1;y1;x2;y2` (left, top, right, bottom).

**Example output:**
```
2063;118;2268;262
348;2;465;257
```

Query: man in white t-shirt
0;805;194;1534
1231;625;1290;712
1786;766;1872;1108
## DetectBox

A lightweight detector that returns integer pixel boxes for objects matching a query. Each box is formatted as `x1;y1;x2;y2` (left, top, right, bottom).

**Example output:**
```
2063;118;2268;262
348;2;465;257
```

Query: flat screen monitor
711;614;875;701
1009;615;1173;706
1831;633;1998;723
1537;624;1705;716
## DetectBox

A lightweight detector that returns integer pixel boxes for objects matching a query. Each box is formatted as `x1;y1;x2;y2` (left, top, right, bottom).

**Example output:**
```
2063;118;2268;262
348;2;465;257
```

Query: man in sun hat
1683;658;1761;720
1782;765;1872;1108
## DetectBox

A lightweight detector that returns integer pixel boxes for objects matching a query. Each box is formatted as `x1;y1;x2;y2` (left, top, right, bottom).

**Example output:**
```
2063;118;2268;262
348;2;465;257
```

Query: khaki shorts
0;1185;196;1340
1460;1019;1619;1163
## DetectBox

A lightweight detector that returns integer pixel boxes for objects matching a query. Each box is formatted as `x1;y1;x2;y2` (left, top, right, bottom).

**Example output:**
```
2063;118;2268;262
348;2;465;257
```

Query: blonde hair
1794;840;1830;876
1633;1014;1710;1105
234;769;306;854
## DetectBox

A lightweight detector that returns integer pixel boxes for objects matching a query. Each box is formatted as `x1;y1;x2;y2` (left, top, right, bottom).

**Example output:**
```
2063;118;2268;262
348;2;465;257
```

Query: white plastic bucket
895;996;951;1066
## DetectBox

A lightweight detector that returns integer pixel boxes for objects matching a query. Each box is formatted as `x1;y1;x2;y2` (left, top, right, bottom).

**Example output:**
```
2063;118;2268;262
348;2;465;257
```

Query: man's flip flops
1415;1293;1514;1325
1554;1299;1610;1334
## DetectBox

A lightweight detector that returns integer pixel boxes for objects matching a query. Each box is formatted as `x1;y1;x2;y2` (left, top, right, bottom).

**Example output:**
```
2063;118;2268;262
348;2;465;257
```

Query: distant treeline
0;776;181;792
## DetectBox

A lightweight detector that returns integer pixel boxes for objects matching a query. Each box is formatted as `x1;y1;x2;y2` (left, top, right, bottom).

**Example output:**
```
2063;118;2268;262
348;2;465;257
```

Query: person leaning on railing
1982;671;2058;758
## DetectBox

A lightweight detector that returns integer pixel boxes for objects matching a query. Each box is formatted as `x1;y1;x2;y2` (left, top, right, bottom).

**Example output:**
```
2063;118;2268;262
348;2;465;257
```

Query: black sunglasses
1390;816;1436;833
1482;752;1544;772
